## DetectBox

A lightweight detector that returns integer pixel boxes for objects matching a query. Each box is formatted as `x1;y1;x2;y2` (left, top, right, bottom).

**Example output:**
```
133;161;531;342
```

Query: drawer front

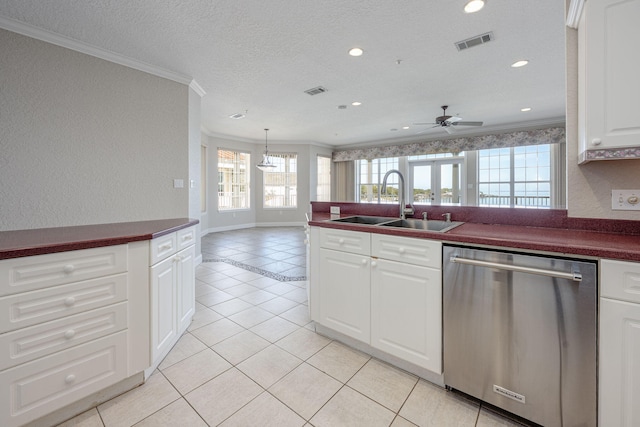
601;259;640;304
0;302;128;370
371;234;442;268
319;228;370;256
150;232;177;265
0;331;127;427
0;273;127;332
177;226;196;250
0;245;127;297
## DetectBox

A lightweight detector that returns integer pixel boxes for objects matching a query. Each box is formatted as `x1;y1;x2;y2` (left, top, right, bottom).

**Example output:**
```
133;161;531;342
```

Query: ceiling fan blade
451;121;483;126
444;125;457;134
413;122;437;126
446;116;463;123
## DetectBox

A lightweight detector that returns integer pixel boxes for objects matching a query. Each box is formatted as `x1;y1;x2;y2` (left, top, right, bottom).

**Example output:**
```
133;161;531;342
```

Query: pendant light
256;128;277;171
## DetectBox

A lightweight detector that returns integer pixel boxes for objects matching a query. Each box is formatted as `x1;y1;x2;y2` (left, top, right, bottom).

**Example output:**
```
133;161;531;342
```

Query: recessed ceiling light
402;126;410;130
511;60;529;68
351;101;362;106
229;113;245;119
349;47;364;57
464;0;485;13
521;107;532;112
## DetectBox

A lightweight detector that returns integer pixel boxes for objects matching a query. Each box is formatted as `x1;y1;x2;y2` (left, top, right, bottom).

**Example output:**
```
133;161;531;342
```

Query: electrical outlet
330;206;340;215
612;189;640;211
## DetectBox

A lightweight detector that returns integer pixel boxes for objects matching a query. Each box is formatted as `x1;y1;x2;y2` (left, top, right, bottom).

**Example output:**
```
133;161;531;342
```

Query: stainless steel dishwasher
443;245;597;427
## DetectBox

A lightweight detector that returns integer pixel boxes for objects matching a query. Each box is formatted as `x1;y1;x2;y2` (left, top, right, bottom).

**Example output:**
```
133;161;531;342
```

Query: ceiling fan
414;105;483;134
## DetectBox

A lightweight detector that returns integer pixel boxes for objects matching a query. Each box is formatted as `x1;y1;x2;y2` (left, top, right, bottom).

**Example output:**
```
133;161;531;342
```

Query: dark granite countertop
309;207;640;262
0;218;199;260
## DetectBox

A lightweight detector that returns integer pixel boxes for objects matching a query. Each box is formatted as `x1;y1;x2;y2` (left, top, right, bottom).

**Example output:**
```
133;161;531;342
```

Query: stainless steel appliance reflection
443;245;597;427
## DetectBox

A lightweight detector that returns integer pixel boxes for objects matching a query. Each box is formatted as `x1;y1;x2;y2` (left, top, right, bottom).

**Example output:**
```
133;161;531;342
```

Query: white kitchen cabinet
318;248;371;343
371;258;441;373
312;227;442;374
578;0;640;162
599;259;640;426
0;245;131;427
148;227;196;374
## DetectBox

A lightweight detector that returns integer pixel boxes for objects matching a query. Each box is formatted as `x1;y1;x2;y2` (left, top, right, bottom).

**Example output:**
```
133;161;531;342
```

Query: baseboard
202;222;305;235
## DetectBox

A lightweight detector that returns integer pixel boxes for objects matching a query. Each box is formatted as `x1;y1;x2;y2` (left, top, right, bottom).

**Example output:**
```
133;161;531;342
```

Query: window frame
217;148;251;212
263;153;298;209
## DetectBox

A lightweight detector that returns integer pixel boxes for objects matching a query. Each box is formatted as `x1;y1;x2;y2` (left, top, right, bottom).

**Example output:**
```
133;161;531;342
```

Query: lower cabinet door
319;248;371;343
371;258;442;373
599;297;640;427
176;245;195;334
0;331;128;427
150;256;177;363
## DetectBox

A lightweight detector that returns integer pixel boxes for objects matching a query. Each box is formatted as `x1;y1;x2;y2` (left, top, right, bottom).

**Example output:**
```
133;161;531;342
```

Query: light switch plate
612;189;640;210
330;206;340;215
173;179;184;188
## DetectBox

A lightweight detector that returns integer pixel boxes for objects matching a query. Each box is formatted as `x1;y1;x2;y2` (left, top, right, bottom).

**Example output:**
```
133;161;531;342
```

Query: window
357;157;399;203
478;145;551;208
264;153;297;208
409;156;464;205
317;155;331;202
217;149;250;210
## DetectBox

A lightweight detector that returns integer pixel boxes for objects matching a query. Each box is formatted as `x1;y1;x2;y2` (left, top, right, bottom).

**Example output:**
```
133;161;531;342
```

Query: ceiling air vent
229;113;246;119
455;32;494;51
304;86;328;96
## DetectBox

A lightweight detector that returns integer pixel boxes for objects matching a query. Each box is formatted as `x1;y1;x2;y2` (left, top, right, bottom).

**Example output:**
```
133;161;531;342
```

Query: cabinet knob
592;138;602;146
398;247;406;254
63;264;75;274
338;238;345;245
370;260;377;267
64;329;76;339
303;239;309;245
65;374;76;384
182;235;192;241
160;244;172;251
64;297;76;307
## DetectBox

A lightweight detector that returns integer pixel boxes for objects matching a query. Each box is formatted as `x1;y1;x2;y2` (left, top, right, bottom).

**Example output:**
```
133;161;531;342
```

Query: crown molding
0;16;192;85
566;0;585;29
189;80;206;97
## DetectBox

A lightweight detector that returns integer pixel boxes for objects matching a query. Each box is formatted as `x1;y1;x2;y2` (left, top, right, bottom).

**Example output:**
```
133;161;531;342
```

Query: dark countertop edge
309;217;640;263
0;218;199;260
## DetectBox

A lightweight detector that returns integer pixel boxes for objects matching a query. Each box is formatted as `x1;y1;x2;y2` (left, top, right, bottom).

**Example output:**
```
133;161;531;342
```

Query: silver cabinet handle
450;256;582;281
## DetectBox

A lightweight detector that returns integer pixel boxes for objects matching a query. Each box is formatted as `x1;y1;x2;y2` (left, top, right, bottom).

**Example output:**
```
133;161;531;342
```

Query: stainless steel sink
329;215;394;225
379;219;464;232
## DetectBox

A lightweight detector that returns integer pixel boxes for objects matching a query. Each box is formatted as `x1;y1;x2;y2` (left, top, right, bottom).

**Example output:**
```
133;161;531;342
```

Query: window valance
332;126;565;162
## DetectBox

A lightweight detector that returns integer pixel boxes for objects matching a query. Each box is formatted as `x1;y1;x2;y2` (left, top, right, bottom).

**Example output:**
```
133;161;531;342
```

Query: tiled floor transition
57;227;531;427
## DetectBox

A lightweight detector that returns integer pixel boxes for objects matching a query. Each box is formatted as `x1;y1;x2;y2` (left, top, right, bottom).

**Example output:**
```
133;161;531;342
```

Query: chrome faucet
381;169;414;220
442;213;451;223
422;212;428;221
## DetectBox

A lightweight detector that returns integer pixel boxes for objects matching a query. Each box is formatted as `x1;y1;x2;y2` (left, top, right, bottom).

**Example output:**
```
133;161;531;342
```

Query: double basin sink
329;215;463;233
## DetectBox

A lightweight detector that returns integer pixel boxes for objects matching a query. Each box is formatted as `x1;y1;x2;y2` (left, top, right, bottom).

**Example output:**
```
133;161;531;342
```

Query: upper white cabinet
599;259;640;426
578;0;640;162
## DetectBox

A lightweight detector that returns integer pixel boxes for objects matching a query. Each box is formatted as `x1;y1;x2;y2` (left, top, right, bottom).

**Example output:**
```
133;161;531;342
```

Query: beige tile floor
57;228;532;427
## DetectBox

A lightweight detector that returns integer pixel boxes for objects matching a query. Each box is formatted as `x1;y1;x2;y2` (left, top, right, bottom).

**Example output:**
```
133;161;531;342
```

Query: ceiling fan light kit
414;105;484;134
256;128;277;171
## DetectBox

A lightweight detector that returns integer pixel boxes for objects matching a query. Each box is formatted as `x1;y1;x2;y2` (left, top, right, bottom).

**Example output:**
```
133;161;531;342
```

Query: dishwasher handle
449;256;583;282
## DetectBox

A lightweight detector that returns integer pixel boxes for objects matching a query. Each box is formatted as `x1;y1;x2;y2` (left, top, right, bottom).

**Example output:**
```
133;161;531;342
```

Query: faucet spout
381;169;413;219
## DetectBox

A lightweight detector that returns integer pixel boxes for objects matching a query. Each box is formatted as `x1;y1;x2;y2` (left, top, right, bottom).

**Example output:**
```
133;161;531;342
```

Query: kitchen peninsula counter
309;204;640;262
0;218;199;260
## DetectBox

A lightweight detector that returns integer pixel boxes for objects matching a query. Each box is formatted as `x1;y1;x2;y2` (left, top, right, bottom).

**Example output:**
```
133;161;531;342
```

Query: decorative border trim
566;0;586;29
579;147;640;163
0;16;192;85
332;127;566;162
202;258;306;282
189;80;206;97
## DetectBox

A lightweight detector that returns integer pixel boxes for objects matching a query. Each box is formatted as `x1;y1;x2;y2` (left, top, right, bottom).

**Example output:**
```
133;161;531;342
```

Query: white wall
0;29;191;231
188;87;203;257
201;134;332;233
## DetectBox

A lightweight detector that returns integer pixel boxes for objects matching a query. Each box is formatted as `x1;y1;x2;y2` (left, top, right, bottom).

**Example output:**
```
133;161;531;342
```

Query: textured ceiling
0;0;567;147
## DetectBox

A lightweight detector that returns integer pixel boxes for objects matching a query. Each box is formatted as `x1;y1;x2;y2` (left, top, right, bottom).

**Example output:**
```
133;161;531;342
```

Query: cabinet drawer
0;273;127;332
371;234;442;268
601;259;640;304
177;226;196;250
0;245;127;297
319;228;370;256
150;232;177;265
0;302;128;370
0;331;127;427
